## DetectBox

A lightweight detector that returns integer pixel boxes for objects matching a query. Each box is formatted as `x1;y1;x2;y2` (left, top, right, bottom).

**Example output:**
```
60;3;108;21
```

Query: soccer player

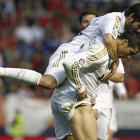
94;64;125;140
51;30;140;140
0;7;139;138
1;4;140;103
108;81;127;140
0;7;140;139
0;9;98;95
42;3;140;99
0;9;123;140
76;15;126;140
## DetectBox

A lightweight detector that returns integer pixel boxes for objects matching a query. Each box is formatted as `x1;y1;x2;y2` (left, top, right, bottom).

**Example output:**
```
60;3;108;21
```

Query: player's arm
100;14;122;78
63;49;108;100
103;33;119;78
114;82;128;100
63;48;108;100
104;72;124;83
63;52;88;100
103;59;125;82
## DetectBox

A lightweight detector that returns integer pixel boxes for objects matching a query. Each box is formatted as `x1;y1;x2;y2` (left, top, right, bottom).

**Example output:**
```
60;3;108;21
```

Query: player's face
117;40;139;58
125;13;140;32
81;14;96;30
125;21;140;32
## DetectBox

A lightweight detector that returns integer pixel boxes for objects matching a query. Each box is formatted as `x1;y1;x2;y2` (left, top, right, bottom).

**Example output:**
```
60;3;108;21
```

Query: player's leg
93;109;99;120
39;67;67;89
0;67;42;86
51;100;75;140
62;110;98;140
96;108;112;140
108;107;118;140
0;48;76;89
39;74;57;89
0;67;66;89
0;66;67;91
108;130;114;140
69;105;97;140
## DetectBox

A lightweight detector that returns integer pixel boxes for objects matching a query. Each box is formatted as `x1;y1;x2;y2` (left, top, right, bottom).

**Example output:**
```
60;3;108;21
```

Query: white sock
0;67;42;86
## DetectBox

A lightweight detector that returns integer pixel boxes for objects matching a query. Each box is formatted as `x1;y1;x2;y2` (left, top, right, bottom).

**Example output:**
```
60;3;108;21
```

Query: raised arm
100;14;122;78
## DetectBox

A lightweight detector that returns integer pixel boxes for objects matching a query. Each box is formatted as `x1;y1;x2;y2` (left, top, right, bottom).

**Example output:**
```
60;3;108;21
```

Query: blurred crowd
0;0;140;99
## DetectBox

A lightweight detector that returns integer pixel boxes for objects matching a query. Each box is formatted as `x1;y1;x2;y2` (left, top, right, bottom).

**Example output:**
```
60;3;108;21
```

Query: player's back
49;11;124;69
51;36;109;104
80;12;123;45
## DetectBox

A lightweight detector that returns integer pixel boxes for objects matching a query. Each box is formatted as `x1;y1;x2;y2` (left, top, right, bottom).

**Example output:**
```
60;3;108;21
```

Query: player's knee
46;80;56;89
39;75;57;89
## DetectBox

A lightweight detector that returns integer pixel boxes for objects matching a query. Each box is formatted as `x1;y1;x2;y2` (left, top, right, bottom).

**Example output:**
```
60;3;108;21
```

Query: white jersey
81;12;125;41
94;59;125;108
44;12;125;86
51;12;126;106
52;36;110;104
109;81;127;101
109;81;127;132
53;12;125;55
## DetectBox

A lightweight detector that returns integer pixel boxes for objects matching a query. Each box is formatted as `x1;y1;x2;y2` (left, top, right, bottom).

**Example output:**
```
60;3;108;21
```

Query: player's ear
128;13;135;21
122;39;128;45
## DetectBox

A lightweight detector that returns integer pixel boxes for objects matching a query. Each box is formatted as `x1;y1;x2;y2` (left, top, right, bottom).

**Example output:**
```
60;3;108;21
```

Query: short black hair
79;9;98;23
118;30;140;49
125;3;140;22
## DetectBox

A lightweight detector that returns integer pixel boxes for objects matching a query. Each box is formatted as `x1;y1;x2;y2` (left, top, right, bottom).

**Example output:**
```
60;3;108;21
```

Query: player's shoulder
104;12;123;18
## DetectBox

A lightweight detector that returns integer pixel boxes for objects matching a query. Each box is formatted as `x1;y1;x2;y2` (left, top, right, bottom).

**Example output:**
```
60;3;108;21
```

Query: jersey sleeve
115;59;125;73
100;13;122;39
114;82;127;98
63;48;108;94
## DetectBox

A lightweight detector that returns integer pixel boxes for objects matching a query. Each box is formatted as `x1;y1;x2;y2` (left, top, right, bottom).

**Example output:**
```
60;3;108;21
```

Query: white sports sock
0;67;42;86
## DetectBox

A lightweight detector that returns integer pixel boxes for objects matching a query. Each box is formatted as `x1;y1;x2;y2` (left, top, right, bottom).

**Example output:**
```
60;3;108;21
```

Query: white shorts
97;108;112;140
44;46;76;86
109;107;118;132
51;98;91;140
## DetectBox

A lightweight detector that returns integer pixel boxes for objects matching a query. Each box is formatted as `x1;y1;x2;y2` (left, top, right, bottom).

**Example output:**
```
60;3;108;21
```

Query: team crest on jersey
79;58;85;65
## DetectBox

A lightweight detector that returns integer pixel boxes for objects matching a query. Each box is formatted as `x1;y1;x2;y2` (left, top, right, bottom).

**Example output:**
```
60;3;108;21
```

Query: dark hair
118;30;140;49
79;9;98;23
125;3;140;22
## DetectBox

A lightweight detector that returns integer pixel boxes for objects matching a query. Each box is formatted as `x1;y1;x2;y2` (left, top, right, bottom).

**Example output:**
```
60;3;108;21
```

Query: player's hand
122;94;128;100
102;72;109;80
106;61;119;79
77;87;87;101
90;97;96;107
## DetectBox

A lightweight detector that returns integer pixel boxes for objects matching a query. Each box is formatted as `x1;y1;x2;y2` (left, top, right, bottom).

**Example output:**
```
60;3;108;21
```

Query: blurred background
0;0;140;140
